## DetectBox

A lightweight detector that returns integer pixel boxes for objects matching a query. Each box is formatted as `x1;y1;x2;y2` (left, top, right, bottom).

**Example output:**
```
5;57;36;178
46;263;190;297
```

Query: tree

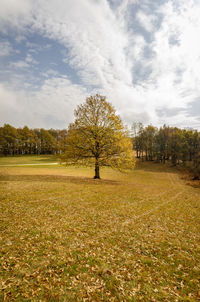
62;94;135;179
131;122;144;158
40;129;56;154
155;125;171;163
191;132;200;179
142;125;157;161
1;124;18;155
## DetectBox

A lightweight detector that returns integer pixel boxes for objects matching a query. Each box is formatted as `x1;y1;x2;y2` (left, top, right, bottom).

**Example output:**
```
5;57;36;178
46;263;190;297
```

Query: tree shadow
0;174;122;186
135;160;179;174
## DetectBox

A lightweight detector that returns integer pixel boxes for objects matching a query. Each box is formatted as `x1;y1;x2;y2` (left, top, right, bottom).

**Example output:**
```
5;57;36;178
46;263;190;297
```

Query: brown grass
0;157;200;301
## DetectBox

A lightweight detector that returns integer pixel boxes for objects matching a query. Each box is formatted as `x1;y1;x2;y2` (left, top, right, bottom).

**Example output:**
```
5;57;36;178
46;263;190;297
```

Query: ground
0;155;200;301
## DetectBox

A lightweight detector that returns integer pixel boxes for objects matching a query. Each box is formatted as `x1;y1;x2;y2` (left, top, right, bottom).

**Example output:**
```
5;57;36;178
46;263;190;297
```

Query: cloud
0;83;26;126
8;53;38;70
0;0;32;34
0;0;200;129
0;77;88;128
9;60;30;69
26;41;52;54
30;0;133;88
136;10;156;32
0;41;13;56
25;54;38;65
148;0;200;110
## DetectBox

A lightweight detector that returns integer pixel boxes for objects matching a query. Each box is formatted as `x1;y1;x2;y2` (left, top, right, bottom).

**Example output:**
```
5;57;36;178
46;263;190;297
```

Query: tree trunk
163;155;165;164
94;159;100;179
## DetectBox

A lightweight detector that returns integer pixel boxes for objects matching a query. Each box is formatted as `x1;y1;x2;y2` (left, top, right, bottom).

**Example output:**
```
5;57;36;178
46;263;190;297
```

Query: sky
0;0;200;130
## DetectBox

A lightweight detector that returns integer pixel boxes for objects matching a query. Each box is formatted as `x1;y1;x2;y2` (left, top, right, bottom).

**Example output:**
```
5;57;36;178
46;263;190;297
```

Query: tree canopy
61;94;135;179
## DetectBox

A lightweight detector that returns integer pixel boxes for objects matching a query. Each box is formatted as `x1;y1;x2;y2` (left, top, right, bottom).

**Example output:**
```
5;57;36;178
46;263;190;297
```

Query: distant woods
0;124;68;156
132;123;200;179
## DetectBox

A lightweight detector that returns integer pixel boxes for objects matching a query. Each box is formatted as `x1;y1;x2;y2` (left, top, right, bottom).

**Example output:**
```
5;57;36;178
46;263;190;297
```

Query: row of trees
0;124;68;155
132;123;200;179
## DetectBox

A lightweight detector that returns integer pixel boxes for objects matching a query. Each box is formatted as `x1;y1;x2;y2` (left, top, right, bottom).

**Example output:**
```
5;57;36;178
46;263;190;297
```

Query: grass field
0;156;200;301
0;155;58;166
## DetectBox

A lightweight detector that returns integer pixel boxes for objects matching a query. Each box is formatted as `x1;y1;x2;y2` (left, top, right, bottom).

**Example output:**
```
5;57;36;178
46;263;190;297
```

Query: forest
0;122;200;178
132;123;200;179
0;124;68;156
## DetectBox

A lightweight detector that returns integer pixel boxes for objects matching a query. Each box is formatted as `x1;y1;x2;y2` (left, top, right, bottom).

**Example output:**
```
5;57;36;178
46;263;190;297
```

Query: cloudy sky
0;0;200;130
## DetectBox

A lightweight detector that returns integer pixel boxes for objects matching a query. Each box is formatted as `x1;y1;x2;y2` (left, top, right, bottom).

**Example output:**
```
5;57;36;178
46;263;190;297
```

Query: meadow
0;156;199;301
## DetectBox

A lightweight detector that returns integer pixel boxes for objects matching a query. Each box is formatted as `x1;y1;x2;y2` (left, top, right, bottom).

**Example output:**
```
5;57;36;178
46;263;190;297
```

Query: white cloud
0;0;200;129
0;41;13;56
8;54;38;69
35;76;88;124
0;0;32;34
9;60;30;69
0;77;88;128
148;0;200;111
25;54;38;65
0;83;27;126
30;0;133;89
136;10;156;32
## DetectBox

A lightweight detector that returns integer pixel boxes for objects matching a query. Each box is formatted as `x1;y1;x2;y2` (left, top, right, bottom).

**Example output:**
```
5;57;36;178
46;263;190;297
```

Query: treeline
132;123;200;179
0;124;68;155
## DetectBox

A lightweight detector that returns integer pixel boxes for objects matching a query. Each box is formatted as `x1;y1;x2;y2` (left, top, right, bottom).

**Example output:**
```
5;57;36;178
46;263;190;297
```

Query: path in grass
0;160;199;301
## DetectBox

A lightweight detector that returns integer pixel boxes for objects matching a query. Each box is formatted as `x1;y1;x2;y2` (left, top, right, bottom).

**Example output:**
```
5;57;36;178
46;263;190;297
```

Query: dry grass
0;157;200;301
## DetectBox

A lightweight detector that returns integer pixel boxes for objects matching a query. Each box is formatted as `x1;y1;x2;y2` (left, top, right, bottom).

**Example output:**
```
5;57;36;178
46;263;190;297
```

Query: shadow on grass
0;174;122;185
135;160;179;174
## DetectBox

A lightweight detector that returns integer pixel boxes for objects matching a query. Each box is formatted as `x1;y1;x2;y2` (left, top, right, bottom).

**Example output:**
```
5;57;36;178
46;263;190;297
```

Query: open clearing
0;156;200;301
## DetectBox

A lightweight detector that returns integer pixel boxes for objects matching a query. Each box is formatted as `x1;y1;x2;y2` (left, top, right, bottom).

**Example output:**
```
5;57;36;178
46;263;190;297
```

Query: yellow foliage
61;94;135;178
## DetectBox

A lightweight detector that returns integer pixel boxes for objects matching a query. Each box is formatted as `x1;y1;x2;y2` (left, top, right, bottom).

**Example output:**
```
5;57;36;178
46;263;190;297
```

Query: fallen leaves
0;162;199;301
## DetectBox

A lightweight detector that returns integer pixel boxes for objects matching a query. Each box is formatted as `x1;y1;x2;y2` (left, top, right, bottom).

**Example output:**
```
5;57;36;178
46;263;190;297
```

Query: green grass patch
0;155;58;166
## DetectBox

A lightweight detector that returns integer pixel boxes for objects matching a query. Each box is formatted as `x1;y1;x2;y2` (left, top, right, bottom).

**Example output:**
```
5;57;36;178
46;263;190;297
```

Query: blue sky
0;0;200;129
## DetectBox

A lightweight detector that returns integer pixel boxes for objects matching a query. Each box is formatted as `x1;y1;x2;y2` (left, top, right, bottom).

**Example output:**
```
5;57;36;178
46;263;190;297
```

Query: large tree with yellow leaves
62;94;135;179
